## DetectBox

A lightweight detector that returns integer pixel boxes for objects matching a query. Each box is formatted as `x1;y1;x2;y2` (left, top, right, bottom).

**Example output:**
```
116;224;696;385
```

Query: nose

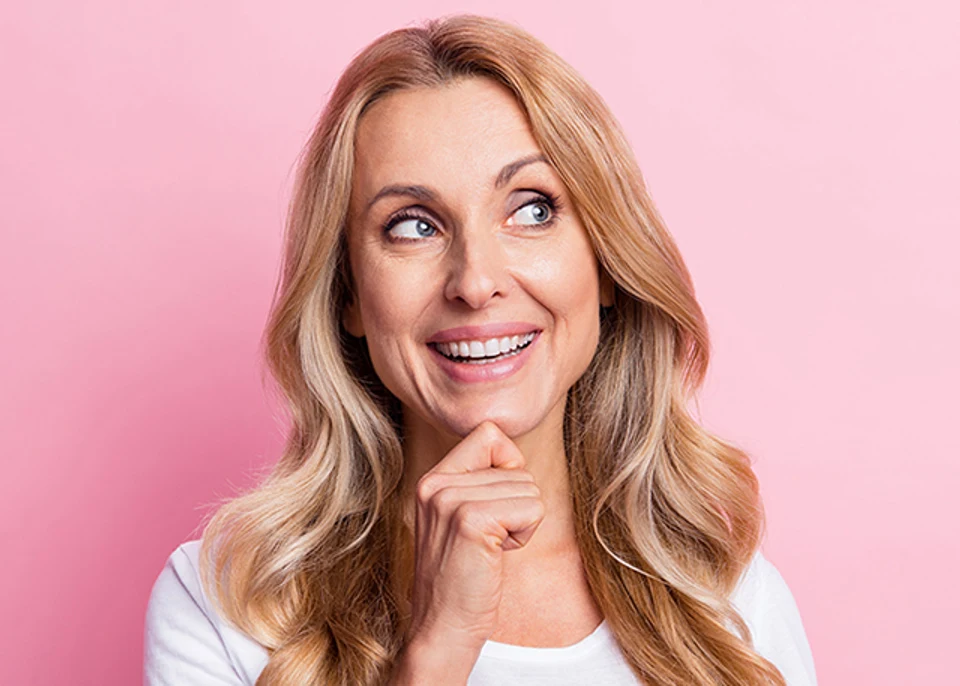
443;229;509;309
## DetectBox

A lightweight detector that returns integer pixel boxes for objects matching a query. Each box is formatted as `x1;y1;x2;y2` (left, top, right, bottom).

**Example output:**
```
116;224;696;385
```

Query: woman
145;14;817;686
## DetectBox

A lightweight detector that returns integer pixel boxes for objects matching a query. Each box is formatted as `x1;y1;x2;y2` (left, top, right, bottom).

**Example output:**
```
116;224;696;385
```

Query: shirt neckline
479;618;610;662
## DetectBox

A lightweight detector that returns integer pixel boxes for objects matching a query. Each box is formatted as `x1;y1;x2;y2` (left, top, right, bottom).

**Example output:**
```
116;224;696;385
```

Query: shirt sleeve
143;544;248;686
732;552;818;686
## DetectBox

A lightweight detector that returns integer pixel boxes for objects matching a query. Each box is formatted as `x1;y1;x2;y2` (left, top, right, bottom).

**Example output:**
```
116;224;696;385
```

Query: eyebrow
362;153;550;216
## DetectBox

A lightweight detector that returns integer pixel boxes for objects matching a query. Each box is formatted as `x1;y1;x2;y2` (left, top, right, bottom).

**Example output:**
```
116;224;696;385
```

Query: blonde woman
144;14;817;686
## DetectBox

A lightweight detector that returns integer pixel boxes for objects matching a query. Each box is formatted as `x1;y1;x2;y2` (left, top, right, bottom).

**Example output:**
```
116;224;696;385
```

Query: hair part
197;13;786;685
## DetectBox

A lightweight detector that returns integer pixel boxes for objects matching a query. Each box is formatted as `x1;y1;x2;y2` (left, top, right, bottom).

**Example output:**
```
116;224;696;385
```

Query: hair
197;13;786;686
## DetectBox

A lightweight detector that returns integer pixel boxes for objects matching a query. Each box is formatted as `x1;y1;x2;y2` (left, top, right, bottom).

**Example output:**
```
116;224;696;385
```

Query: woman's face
344;76;613;439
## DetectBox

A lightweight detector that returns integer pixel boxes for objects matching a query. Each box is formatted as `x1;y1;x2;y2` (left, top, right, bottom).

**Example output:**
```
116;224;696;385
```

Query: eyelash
381;191;564;243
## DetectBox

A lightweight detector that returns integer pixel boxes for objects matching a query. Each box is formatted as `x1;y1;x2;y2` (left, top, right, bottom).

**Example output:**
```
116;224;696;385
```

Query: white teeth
436;332;536;359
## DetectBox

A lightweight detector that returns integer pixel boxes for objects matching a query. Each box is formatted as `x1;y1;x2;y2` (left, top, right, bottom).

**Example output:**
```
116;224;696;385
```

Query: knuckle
452;499;473;520
531;498;546;519
415;473;443;503
431;486;459;514
478;420;503;443
453;500;486;531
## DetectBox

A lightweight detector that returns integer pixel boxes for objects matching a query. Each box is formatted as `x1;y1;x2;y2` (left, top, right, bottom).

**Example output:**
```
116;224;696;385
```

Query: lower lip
428;332;541;383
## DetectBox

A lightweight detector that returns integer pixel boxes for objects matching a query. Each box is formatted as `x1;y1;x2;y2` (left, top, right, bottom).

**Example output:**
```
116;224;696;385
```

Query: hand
405;420;546;661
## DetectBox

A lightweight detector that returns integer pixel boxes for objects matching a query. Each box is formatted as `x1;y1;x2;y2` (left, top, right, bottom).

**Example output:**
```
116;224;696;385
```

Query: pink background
2;2;957;684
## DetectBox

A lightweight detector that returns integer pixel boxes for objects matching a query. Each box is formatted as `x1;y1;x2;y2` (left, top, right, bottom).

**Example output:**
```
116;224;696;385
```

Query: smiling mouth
429;332;539;364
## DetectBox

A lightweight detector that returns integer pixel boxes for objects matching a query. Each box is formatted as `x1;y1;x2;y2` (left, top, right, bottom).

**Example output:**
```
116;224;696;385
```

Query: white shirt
144;540;817;685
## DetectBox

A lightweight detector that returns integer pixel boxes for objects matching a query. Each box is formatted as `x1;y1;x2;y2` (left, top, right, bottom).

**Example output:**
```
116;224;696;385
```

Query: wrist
391;633;481;686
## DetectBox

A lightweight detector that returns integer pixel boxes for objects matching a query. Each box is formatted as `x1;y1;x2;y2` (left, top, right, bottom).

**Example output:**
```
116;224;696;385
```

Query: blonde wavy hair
198;13;786;686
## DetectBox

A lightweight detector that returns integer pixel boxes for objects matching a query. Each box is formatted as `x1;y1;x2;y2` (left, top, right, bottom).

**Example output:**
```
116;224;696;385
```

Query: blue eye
384;215;437;241
513;200;554;226
381;192;562;243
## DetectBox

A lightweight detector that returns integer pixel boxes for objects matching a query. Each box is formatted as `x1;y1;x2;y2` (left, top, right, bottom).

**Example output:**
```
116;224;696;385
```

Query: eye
382;192;562;243
383;212;438;242
509;192;562;228
513;199;554;226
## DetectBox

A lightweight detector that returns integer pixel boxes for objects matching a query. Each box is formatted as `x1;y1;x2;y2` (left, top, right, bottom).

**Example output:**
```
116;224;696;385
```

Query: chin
433;403;545;440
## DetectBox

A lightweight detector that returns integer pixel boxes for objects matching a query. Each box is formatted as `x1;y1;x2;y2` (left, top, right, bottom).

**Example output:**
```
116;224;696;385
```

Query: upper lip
427;322;542;344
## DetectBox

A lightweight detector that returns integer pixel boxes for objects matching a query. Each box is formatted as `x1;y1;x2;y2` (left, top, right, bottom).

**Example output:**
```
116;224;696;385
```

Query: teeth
436;332;536;359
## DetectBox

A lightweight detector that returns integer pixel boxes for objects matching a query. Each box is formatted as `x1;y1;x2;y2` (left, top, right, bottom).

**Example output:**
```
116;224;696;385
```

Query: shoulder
144;540;269;685
729;550;819;686
147;540;223;637
148;540;207;616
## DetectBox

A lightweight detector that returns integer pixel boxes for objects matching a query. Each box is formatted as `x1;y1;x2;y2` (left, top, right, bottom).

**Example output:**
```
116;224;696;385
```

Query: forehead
352;77;542;200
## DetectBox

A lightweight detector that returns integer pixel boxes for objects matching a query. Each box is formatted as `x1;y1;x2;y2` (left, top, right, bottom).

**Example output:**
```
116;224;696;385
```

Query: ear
342;295;365;338
599;268;615;308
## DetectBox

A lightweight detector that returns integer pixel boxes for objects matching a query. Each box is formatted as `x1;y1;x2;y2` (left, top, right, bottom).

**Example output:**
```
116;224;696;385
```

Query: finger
431;421;525;475
417;466;535;501
458;497;545;550
429;480;541;516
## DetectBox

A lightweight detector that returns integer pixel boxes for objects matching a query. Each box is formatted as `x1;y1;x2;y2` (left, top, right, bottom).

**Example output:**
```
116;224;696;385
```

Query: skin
343;76;614;643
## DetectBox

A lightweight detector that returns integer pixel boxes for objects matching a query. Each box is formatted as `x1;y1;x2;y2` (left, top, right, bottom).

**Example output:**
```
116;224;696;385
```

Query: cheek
522;237;600;322
569;271;602;352
551;240;603;363
354;275;413;394
355;259;424;335
353;259;439;384
567;268;603;377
